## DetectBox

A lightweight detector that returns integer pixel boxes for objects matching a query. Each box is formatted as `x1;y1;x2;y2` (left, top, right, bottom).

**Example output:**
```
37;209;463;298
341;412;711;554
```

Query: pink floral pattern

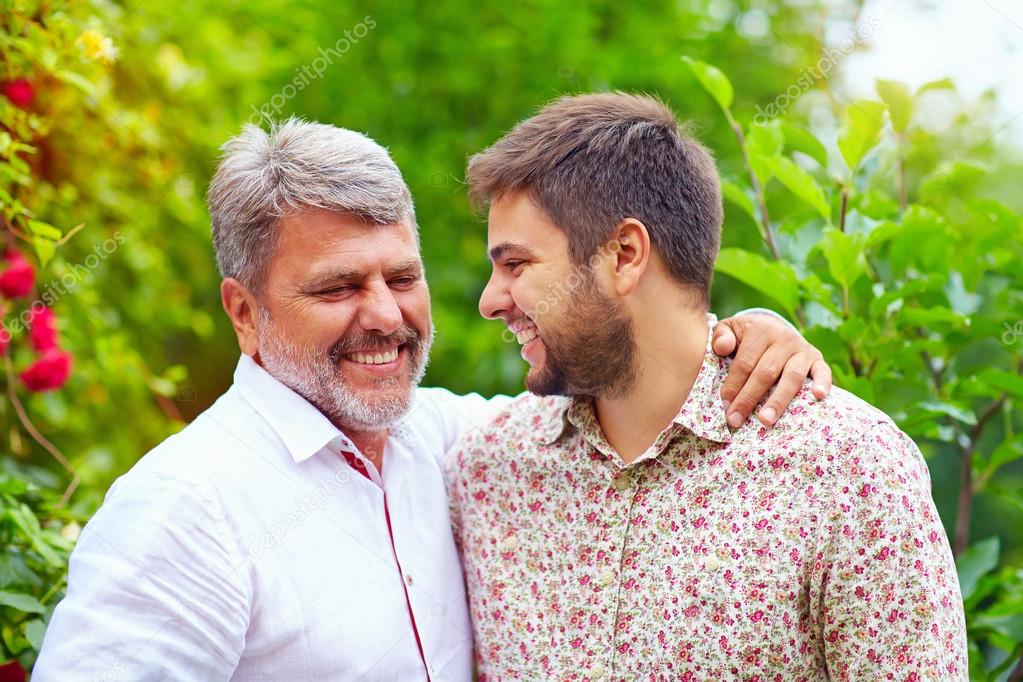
446;315;967;681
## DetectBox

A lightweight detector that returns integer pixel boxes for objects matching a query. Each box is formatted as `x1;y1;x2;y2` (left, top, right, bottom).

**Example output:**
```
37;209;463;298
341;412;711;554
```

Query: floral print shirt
445;314;967;681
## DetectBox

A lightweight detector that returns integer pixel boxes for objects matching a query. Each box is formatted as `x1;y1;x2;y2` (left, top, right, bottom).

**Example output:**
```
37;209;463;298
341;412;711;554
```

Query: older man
35;119;830;680
447;93;967;680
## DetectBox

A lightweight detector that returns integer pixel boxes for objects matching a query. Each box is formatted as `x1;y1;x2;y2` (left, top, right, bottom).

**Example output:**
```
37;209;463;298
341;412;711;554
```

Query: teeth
346;348;399;365
515;327;538;345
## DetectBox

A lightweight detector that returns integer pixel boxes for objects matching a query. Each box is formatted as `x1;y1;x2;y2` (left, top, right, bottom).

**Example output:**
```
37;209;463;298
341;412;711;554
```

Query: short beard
257;308;432;431
526;273;636;399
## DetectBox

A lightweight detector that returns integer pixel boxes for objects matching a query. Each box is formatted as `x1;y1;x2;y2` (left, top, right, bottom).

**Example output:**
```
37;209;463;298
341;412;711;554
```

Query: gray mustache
329;326;421;363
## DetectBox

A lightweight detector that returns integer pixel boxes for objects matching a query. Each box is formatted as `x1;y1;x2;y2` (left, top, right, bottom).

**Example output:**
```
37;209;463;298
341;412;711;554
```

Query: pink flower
27;306;58;351
19;348;72;392
1;78;34;108
0;252;35;298
0;323;9;355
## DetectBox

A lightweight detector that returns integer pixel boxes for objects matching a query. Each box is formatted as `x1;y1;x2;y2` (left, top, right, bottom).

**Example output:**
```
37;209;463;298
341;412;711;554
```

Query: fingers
809;358;832;399
758;353;818;426
719;326;767;407
711;321;737;358
725;344;787;428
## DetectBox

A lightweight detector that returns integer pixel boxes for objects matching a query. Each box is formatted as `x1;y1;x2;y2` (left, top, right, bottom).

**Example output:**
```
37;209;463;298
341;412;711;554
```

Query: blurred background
1;0;1022;677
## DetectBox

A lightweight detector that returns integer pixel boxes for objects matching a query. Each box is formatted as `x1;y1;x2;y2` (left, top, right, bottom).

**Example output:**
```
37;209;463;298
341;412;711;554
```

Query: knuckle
732;394;757;411
732;357;756;374
753;363;781;381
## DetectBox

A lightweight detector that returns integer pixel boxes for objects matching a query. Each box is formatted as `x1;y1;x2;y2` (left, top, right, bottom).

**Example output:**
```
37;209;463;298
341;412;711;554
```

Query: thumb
712;321;737;357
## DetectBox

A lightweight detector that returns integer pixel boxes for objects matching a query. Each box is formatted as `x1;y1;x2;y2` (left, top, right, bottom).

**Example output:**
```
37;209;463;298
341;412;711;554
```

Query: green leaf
681;57;734;113
748;121;783;154
768;156;831;219
988;436;1023;473
24;618;46;650
27;220;62;241
54;69;98;98
722;180;757;224
957;536;1000;600
714;248;798;317
976;369;1023;399
817;228;869;288
745;124;782;187
916;400;977;426
876;79;913;133
0;590;45;614
838;100;887;171
33;236;56;267
779;122;828;167
917;77;955;95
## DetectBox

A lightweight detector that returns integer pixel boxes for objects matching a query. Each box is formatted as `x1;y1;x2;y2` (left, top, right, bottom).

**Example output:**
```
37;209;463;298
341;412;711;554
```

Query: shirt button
598;569;616;587
405;574;414;587
613;471;632;491
590;663;606;678
705;556;721;571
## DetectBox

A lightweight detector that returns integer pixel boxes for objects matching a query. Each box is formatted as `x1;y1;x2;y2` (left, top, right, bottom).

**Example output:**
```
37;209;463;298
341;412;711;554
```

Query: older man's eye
390;276;418;288
318;285;354;296
504;260;524;272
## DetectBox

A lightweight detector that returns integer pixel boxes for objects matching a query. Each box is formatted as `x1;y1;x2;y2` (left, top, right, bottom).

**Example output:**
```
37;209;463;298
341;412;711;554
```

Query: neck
340;425;388;475
594;302;708;464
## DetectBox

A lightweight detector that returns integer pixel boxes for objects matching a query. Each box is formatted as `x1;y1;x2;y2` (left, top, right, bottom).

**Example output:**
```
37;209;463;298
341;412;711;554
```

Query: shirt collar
233;354;355;463
534;313;732;447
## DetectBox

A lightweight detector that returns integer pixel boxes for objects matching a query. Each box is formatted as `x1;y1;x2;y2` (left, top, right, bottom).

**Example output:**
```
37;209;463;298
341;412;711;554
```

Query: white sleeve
416;387;521;452
733;306;797;330
33;470;251;681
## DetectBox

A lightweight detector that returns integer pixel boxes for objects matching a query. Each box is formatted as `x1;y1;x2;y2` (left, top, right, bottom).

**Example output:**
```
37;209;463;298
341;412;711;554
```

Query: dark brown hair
466;92;723;307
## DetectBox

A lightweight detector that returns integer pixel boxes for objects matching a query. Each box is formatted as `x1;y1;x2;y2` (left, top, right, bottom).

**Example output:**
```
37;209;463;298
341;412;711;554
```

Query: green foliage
0;0;1021;676
688;56;1023;679
0;475;74;669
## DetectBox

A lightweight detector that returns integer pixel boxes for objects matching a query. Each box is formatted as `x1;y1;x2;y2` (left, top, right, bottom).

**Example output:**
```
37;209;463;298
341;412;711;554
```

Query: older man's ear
712;311;832;428
220;278;261;358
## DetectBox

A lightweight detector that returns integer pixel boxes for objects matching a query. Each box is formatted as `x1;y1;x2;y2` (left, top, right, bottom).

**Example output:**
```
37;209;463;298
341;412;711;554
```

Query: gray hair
207;117;416;293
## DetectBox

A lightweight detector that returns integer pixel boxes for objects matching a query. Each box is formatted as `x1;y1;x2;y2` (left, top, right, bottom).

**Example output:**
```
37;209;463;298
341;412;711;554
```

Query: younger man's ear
611;218;651;297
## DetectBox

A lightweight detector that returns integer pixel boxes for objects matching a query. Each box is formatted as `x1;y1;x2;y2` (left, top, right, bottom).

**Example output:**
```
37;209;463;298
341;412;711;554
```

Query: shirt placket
579;425;683;681
571;448;646;681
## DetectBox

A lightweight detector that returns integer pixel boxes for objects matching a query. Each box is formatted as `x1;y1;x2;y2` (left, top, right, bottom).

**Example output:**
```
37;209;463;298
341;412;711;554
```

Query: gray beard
257;309;432;431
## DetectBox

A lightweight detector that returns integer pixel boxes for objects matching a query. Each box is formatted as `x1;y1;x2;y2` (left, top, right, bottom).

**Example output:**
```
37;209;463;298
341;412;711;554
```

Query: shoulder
115;386;288;505
764;382;929;493
443;392;569;473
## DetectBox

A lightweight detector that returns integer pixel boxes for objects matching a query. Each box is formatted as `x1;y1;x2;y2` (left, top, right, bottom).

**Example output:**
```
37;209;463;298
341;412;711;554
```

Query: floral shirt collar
534;313;733;454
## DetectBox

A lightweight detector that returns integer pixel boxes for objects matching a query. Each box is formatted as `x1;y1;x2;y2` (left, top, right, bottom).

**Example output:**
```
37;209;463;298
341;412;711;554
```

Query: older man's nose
359;284;403;336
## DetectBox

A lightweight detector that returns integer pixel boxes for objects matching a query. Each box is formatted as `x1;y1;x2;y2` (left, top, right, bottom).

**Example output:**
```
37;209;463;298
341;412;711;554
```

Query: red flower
0;658;25;682
0;323;9;355
19;348;72;392
27;306;58;351
0;252;35;298
0;78;34;109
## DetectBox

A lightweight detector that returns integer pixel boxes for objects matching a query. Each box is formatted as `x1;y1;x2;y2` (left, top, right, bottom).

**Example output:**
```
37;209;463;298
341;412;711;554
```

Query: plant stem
839;187;849;232
896;153;907;211
3;353;79;506
953;394;1008;556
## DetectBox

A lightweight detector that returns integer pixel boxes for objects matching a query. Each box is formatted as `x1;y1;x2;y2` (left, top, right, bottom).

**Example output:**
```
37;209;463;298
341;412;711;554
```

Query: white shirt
35;354;504;681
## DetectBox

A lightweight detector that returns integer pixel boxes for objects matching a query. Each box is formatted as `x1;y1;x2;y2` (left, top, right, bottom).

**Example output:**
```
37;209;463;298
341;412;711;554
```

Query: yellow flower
77;29;119;64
